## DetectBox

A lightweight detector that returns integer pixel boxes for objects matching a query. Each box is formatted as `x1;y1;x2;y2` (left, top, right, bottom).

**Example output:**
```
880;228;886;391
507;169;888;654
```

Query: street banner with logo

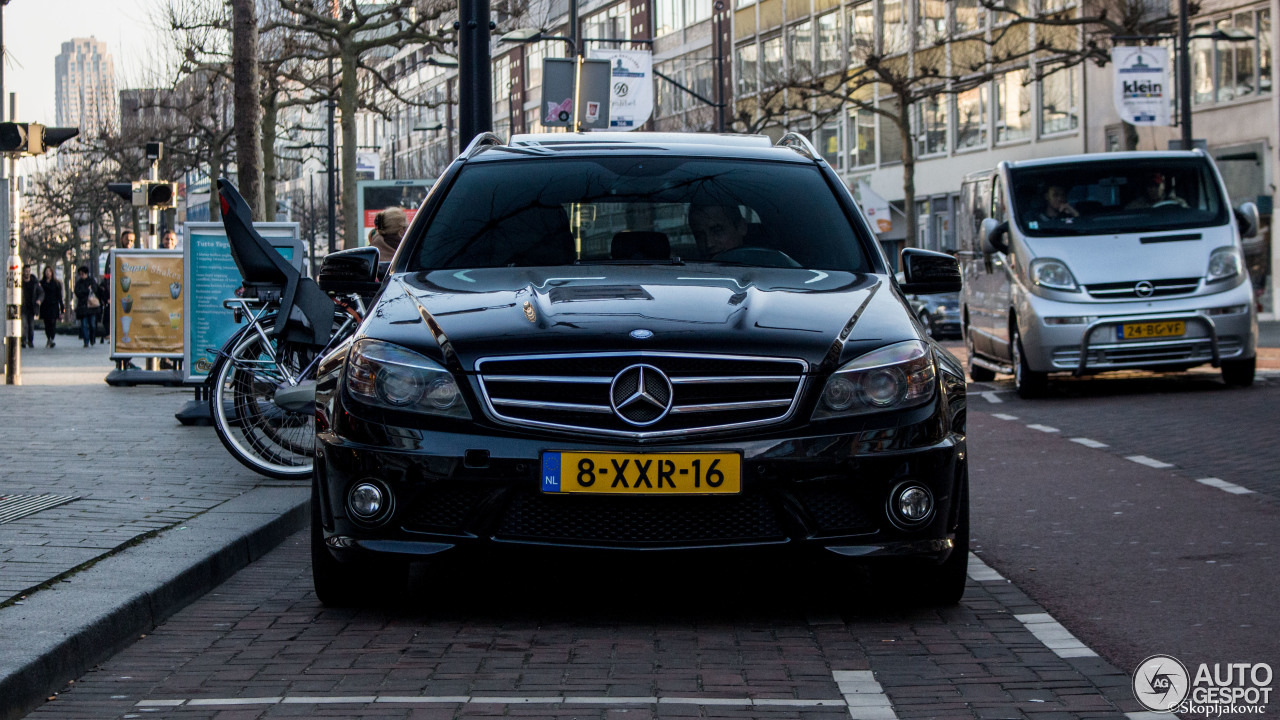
356;151;381;181
854;180;893;234
592;49;654;131
542;58;612;130
110;249;184;359
182;222;303;382
1112;47;1172;126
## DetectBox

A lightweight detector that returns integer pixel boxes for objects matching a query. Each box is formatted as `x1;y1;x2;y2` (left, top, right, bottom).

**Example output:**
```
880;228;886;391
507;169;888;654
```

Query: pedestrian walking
73;266;101;348
20;265;43;348
368;207;407;263
38;267;64;348
96;274;111;344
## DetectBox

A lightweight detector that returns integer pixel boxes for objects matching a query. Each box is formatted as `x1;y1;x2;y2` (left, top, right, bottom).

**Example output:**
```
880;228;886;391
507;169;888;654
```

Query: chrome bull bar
1075;312;1219;376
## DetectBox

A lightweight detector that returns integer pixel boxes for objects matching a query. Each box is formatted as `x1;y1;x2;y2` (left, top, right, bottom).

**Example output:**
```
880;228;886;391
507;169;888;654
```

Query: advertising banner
355;180;433;247
592;49;654;131
855;180;894;234
110;250;184;359
1112;47;1172;126
182;222;303;382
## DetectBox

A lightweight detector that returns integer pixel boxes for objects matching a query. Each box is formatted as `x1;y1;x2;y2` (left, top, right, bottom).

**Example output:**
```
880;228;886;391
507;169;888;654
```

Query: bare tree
231;0;265;219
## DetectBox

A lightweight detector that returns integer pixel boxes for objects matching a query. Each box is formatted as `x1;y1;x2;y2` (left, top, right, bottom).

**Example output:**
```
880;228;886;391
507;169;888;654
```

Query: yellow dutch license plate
1117;321;1186;340
541;452;741;495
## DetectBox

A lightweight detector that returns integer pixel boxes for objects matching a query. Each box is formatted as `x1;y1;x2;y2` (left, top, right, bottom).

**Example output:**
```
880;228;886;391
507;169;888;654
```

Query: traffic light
0;122;79;155
107;180;176;208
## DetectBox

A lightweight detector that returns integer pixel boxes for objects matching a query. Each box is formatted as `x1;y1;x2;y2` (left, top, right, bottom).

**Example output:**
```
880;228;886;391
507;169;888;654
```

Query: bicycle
208;180;380;479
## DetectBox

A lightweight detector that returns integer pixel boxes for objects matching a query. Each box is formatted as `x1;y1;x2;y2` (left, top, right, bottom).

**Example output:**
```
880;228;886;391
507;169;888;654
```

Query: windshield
1009;158;1228;237
409;156;871;272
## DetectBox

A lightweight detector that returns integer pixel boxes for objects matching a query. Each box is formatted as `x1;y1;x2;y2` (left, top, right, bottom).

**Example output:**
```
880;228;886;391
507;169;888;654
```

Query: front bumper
315;420;966;563
1017;280;1257;373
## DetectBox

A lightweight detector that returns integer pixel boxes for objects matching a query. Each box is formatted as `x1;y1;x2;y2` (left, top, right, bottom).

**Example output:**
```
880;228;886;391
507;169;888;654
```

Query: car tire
919;311;934;339
311;480;407;607
965;324;995;382
1012;327;1047;399
1221;357;1255;387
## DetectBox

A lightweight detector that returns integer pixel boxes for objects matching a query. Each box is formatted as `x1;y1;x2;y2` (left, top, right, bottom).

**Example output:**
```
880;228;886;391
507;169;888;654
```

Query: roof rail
776;132;819;162
463;132;506;159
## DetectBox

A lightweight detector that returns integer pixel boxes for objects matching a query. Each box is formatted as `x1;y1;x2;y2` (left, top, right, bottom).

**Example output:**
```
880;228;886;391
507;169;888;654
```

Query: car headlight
1028;258;1079;292
812;340;936;420
1207;246;1242;282
345;339;470;418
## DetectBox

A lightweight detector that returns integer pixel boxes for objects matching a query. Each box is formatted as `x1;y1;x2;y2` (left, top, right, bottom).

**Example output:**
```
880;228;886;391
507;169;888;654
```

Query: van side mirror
1234;201;1260;239
899;248;961;294
980;218;1009;254
317;246;382;295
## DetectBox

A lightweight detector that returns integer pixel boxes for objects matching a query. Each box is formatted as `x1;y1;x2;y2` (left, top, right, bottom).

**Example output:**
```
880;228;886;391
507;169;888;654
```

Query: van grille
475;352;807;439
1084;277;1201;300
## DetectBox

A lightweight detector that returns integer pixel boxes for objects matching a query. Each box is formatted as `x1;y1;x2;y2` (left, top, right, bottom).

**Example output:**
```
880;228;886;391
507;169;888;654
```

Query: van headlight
812;341;936;420
1206;246;1242;282
345;339;470;418
1029;258;1080;292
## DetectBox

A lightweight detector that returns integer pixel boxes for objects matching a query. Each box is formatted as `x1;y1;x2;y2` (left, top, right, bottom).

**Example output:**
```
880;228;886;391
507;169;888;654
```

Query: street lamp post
1177;0;1194;150
458;0;493;148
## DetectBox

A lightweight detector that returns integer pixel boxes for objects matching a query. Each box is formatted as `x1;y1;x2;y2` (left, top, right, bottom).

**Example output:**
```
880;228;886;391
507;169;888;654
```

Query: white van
957;150;1259;397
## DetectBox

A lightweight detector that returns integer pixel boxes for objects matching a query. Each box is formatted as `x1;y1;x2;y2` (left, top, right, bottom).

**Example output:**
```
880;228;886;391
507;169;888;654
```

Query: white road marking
966;553;1007;583
1126;455;1174;469
1127;713;1171;720
1070;437;1109;448
1015;613;1099;659
1195;477;1255;495
981;391;1003;404
185;698;283;706
1026;424;1060;433
991;413;1019;421
138;694;849;709
832;671;899;720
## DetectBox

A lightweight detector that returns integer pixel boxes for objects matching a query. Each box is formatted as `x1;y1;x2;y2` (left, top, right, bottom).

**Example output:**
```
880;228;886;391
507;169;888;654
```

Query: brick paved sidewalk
0;341;307;718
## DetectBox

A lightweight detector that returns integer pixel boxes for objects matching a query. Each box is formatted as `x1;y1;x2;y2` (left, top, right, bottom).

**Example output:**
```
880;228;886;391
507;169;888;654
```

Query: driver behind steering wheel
1125;172;1188;210
689;202;749;258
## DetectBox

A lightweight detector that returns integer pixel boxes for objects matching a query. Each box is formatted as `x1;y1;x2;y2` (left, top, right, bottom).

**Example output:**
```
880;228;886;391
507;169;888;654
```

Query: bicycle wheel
210;319;315;479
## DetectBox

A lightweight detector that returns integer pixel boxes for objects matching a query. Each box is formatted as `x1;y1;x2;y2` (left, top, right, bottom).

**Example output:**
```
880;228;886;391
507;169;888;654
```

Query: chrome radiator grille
1085;277;1201;300
474;353;808;438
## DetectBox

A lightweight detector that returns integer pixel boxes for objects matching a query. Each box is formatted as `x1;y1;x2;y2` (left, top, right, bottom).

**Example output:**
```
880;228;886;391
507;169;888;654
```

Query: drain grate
0;495;80;524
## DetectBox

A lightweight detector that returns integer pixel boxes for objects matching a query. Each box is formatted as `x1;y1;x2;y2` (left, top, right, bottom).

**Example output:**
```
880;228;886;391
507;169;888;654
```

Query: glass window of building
736;42;759;94
687;0;712;24
762;34;784;84
1192;23;1214;104
851;106;876;167
692;57;714;105
525;41;549;96
655;0;684;37
995;69;1031;143
879;96;904;164
1039;65;1079;135
955;84;988;150
883;0;908;55
996;0;1027;23
816;123;841;170
848;1;875;62
817;12;841;76
918;0;947;46
585;3;629;43
1261;10;1272;94
954;0;985;35
789;21;813;78
1217;18;1240;102
914;94;948;156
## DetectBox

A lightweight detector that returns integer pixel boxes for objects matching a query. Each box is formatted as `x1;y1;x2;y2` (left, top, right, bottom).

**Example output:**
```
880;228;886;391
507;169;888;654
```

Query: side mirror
317;246;381;295
980;218;1009;254
1235;201;1260;240
899;247;961;294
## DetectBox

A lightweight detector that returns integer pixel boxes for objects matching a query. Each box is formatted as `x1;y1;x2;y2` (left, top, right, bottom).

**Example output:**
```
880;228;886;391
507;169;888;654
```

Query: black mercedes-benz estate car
312;132;968;606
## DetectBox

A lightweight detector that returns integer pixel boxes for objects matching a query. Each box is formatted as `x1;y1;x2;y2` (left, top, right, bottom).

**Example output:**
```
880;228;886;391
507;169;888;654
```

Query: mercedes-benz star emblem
1135;281;1155;298
630;328;653;339
610;364;673;426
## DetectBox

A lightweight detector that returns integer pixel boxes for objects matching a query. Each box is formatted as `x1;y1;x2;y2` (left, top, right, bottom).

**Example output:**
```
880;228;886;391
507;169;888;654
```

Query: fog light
348;482;385;520
1045;316;1088;325
888;483;934;528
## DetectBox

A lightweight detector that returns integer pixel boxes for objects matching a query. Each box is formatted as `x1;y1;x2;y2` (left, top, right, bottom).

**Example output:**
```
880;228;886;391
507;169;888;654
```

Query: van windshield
1009;158;1227;237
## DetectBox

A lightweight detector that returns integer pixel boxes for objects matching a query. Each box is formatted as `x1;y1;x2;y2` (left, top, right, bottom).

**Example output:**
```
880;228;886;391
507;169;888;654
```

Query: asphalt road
17;357;1280;719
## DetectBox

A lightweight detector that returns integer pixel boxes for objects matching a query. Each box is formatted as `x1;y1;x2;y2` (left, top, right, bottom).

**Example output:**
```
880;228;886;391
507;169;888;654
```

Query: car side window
991;177;1007;224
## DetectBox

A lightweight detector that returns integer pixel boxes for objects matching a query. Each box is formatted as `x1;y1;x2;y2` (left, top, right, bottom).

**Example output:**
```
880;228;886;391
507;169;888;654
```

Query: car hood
366;266;917;372
1020;224;1232;284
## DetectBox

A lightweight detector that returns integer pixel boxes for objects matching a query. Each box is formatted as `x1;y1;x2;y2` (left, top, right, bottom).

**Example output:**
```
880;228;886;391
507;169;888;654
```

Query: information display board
182;222;303;382
110;249;184;359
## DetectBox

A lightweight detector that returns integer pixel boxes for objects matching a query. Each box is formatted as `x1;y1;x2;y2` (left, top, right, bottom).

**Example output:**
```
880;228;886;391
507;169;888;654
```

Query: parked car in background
311;132;970;608
909;292;961;339
957;150;1259;398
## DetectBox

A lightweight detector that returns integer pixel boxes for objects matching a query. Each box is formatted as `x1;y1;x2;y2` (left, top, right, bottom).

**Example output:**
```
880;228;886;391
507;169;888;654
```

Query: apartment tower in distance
55;37;117;136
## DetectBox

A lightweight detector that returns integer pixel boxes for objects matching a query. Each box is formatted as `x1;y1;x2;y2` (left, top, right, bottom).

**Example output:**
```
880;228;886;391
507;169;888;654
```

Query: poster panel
182;222;303;383
592;49;654;130
110;249;184;359
355;180;434;247
1113;47;1172;126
